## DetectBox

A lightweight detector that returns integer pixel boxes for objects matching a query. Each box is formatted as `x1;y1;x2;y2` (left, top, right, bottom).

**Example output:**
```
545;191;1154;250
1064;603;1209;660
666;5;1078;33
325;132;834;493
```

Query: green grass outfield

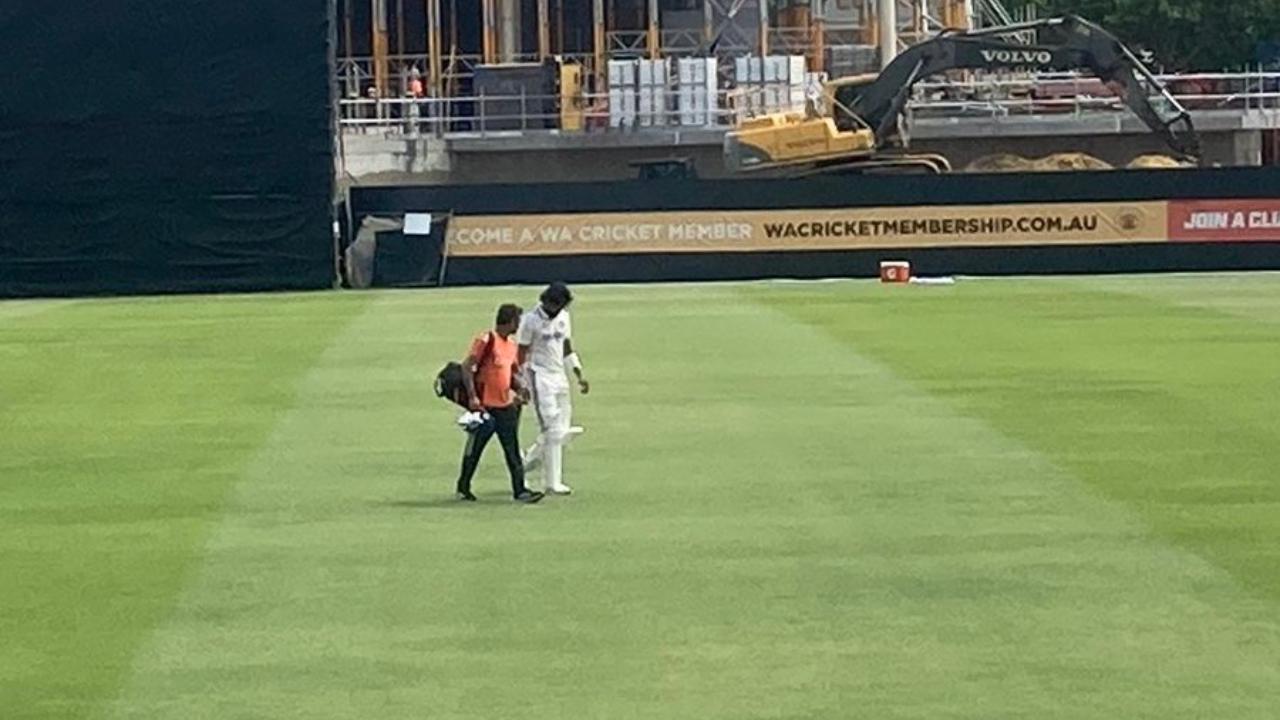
2;275;1279;719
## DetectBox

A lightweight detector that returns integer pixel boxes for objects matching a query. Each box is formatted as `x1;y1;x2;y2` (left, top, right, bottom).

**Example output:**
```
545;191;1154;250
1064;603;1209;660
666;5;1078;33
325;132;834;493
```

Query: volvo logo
980;49;1053;65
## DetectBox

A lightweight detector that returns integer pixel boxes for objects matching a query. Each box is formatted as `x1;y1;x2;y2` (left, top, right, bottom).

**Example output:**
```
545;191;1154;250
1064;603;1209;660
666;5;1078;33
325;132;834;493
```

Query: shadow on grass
374;495;534;510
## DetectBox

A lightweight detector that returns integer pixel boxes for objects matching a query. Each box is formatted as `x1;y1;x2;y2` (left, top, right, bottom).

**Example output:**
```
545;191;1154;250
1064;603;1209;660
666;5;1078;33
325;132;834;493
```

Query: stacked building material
638;59;672;127
608;60;638;128
734;55;808;115
676;57;719;126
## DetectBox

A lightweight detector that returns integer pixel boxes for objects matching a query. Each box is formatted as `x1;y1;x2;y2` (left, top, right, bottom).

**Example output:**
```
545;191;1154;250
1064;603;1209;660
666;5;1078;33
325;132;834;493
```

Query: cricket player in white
517;282;589;495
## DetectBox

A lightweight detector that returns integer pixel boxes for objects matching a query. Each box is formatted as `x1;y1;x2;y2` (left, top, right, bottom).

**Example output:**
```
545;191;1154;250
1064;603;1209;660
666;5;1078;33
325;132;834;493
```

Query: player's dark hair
540;281;573;306
496;303;522;325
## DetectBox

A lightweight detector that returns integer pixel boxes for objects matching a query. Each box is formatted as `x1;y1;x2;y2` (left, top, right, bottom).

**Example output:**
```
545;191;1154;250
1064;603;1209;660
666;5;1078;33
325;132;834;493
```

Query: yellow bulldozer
724;15;1201;176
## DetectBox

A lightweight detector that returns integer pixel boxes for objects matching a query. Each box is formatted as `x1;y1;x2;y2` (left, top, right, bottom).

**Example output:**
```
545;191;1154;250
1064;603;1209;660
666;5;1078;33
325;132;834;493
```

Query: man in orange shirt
457;303;544;504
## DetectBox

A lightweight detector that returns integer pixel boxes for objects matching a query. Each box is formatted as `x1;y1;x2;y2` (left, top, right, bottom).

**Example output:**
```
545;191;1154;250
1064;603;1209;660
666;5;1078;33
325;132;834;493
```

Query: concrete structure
910;110;1274;170
339;133;452;187
339;109;1278;185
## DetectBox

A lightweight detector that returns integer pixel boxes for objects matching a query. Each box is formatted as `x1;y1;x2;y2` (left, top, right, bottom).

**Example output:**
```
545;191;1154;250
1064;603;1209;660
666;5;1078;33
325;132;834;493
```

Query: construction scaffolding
338;0;1007;100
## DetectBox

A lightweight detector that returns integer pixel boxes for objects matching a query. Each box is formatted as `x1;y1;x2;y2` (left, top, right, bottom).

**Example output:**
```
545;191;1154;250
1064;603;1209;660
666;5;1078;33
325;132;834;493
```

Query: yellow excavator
724;15;1201;176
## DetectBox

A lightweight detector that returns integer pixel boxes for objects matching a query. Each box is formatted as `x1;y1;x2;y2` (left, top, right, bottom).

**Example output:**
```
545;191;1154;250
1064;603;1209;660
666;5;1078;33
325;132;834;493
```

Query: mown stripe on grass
0;292;370;720
731;289;1280;718
100;291;497;720
755;278;1280;605
1077;272;1280;326
0;299;77;322
106;283;1280;720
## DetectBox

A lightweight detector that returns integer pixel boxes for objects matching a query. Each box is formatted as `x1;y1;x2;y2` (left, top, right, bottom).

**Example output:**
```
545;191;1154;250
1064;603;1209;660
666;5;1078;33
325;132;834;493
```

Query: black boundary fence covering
349;167;1280;286
0;2;336;298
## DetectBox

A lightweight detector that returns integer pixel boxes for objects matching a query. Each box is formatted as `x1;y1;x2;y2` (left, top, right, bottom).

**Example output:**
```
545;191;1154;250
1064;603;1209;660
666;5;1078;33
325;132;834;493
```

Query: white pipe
878;0;897;68
500;0;520;61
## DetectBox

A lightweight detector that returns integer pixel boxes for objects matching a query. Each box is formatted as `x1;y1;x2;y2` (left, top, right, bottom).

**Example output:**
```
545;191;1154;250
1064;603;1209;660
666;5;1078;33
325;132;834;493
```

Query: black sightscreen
0;2;335;297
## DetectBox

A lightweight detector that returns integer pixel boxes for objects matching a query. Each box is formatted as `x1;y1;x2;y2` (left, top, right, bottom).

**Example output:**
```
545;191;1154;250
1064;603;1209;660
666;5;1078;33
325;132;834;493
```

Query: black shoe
514;490;544;504
456;490;477;502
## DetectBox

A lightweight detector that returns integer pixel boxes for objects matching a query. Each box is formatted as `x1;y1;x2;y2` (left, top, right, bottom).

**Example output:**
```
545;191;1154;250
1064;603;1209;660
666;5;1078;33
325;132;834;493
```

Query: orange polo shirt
469;332;518;408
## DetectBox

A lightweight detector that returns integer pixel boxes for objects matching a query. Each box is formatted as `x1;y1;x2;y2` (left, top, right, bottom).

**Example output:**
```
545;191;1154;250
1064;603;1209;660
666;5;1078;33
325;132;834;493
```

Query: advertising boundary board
348;168;1280;286
445;202;1169;257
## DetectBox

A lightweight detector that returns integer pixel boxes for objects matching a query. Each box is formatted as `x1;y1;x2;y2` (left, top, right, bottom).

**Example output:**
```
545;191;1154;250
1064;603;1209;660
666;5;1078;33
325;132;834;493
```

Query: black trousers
456;405;528;497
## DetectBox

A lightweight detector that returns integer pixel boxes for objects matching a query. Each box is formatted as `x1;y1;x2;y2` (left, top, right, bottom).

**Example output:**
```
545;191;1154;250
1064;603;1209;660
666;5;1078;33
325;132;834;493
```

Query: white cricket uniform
517;306;575;491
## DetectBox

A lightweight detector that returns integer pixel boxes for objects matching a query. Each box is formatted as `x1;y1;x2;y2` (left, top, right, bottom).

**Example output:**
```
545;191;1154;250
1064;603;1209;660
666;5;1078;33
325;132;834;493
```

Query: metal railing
337;71;1280;137
335;52;594;98
339;88;759;136
910;72;1280;118
603;28;837;58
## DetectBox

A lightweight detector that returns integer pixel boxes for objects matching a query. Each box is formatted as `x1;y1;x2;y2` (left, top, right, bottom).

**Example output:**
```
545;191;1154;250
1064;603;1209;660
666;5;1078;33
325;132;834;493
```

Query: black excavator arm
834;15;1201;162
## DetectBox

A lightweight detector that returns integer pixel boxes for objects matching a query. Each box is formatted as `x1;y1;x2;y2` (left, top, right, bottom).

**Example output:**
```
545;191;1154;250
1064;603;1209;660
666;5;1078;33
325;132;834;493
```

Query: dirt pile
966;152;1115;172
965;152;1191;173
1127;154;1192;169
